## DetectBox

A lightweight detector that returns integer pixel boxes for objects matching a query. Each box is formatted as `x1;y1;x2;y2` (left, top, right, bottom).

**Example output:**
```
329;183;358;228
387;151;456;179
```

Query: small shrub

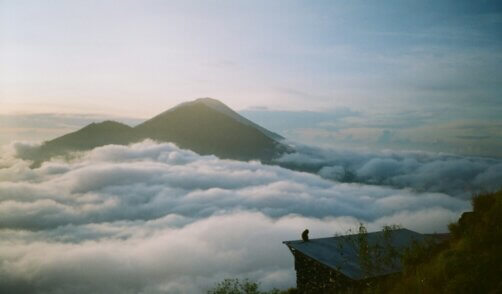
207;278;285;294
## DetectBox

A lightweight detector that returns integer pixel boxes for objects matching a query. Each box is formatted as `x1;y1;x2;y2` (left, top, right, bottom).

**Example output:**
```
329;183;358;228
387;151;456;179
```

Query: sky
1;0;502;156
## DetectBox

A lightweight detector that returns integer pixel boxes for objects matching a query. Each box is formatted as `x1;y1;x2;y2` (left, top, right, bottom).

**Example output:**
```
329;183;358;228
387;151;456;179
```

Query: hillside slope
134;100;283;161
371;190;502;294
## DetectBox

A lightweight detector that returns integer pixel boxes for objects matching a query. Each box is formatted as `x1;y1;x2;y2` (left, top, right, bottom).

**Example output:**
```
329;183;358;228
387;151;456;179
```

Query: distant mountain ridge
169;98;284;141
25;98;289;166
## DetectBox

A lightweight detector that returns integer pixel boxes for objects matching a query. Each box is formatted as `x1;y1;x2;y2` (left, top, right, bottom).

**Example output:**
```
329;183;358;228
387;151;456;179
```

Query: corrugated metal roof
283;228;424;280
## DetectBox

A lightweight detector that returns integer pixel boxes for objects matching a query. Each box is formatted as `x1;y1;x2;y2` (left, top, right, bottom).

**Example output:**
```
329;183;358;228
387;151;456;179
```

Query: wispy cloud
242;108;502;157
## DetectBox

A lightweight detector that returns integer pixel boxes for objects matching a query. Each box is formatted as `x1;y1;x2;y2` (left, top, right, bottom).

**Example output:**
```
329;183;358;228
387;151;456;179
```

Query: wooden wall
292;250;355;293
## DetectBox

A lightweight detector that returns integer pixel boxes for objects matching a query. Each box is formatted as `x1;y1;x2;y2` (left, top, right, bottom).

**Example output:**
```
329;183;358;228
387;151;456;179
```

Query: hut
283;228;425;293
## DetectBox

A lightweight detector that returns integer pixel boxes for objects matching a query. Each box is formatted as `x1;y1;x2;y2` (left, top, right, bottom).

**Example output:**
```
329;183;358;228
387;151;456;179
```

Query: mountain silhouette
26;98;289;166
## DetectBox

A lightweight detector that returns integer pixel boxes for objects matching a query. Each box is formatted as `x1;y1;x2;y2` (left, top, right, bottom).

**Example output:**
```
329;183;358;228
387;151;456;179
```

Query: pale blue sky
1;0;501;156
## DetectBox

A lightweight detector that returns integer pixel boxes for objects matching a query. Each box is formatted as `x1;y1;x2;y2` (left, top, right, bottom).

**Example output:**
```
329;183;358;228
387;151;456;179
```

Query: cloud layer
0;141;473;293
276;143;502;198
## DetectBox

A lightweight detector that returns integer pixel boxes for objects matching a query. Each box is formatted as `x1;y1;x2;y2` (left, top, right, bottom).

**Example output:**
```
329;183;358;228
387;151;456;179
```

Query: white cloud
0;140;472;293
275;143;502;198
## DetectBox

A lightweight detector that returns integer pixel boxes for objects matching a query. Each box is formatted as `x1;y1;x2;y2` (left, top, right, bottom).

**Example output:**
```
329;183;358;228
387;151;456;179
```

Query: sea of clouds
275;143;502;199
1;140;499;293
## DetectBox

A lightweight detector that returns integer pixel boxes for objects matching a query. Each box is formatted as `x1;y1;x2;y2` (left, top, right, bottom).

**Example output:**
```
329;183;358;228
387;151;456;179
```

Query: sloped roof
283;228;424;280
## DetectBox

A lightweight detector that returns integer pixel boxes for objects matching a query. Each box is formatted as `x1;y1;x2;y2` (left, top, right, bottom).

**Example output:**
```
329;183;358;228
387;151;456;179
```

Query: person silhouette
302;229;309;242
